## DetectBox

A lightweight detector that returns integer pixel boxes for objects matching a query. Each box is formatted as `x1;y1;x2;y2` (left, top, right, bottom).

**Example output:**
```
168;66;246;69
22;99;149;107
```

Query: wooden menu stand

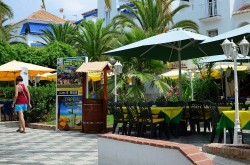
77;62;110;133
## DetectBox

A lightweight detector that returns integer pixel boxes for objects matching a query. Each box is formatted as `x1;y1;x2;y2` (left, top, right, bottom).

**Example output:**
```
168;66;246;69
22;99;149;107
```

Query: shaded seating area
108;99;249;144
125;102;141;136
110;102;128;135
188;101;210;135
138;102;165;138
110;101;184;139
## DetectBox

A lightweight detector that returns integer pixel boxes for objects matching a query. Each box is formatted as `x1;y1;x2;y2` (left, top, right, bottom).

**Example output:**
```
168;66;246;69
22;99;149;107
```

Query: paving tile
1;122;249;165
0;122;98;164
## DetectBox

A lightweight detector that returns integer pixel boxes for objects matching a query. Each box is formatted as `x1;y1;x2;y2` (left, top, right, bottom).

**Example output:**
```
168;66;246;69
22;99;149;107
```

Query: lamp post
219;67;224;99
187;69;200;101
188;70;194;101
29;74;41;87
114;61;122;102
221;37;250;144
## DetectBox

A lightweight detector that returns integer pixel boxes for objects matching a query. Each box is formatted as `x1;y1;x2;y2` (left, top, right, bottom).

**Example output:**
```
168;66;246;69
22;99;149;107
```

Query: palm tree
0;0;13;24
40;22;78;45
72;19;121;61
41;0;46;11
108;27;169;102
0;19;25;42
113;0;198;33
104;0;111;10
0;1;15;42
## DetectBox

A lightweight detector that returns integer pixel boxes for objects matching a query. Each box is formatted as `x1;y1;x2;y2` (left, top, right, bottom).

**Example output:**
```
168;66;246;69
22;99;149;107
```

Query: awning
73;19;83;25
20;23;28;35
83;10;98;19
20;22;52;35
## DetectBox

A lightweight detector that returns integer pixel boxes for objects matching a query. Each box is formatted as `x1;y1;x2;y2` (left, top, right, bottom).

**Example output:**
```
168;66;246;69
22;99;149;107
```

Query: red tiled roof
14;9;65;25
26;9;65;22
233;3;250;15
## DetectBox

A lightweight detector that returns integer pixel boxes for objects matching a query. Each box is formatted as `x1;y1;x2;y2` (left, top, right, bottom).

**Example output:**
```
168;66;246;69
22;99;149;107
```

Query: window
208;0;217;17
207;29;218;37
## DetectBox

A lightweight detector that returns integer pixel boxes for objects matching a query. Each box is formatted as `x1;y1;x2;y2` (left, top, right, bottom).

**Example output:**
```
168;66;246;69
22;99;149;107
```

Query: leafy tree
193;77;220;102
11;43;45;65
73;19;120;61
41;41;77;68
40;23;78;45
10;41;76;69
113;0;198;33
0;40;16;64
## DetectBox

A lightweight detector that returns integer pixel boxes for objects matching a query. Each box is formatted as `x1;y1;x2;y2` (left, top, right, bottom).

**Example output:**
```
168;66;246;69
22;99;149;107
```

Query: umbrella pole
178;50;182;101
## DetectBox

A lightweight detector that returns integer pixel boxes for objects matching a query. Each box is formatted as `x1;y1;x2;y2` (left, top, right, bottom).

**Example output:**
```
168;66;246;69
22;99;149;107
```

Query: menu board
56;57;87;130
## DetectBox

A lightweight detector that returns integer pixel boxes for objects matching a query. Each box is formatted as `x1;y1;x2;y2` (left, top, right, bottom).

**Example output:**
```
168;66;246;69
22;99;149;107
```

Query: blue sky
3;0;97;23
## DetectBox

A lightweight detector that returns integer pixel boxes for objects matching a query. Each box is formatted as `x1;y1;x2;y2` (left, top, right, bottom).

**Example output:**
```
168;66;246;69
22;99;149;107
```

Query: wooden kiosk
76;61;110;133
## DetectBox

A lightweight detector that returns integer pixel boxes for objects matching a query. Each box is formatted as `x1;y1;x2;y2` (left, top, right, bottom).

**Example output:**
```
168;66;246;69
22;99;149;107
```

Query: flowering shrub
165;85;179;102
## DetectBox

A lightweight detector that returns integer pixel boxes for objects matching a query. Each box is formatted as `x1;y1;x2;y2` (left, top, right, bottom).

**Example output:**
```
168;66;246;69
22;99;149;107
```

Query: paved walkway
0;122;98;165
0;122;248;165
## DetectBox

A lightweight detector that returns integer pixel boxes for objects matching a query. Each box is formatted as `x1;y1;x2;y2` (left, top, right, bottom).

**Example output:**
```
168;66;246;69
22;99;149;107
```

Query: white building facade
95;0;250;35
10;9;65;47
172;0;250;36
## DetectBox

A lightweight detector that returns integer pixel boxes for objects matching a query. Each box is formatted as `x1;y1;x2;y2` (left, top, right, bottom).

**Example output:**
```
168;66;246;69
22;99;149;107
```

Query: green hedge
0;83;56;123
28;83;56;122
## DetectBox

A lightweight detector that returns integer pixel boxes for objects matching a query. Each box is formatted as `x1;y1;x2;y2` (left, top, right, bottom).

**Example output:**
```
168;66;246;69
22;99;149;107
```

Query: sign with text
58;96;82;130
56;56;87;130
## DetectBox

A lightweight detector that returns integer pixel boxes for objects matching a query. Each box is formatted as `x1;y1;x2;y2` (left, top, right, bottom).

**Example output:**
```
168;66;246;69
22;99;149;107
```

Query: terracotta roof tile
26;9;65;23
233;3;250;15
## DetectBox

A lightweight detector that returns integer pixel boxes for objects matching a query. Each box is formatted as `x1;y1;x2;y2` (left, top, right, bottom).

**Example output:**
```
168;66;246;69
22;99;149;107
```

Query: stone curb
27;123;56;130
203;143;250;163
27;123;113;132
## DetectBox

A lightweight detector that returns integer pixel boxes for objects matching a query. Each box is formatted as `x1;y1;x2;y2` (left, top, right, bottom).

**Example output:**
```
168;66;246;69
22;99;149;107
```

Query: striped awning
20;22;52;35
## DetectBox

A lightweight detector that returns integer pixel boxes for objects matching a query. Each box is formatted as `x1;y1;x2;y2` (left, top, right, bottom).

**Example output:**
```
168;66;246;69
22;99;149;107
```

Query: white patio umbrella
201;24;250;56
160;69;188;79
199;54;250;63
104;28;210;100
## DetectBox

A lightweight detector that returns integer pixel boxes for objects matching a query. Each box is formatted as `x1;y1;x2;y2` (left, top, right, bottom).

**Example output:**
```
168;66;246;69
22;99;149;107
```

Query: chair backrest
230;98;247;110
4;101;13;114
217;99;232;107
176;101;188;117
110;102;125;122
138;102;152;123
176;101;187;107
125;102;139;123
203;100;219;128
155;101;167;107
239;98;247;110
147;101;155;107
166;101;176;107
188;101;205;119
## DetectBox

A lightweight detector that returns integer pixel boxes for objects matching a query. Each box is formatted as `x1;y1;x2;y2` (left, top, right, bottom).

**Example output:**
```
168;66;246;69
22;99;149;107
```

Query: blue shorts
15;104;28;112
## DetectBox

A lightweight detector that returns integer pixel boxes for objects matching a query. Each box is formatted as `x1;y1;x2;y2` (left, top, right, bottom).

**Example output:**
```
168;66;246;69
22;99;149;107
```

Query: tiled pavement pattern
1;122;249;165
0;122;98;165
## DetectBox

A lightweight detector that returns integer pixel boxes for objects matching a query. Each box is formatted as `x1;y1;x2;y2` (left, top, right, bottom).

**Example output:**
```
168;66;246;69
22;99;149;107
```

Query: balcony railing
199;0;221;22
